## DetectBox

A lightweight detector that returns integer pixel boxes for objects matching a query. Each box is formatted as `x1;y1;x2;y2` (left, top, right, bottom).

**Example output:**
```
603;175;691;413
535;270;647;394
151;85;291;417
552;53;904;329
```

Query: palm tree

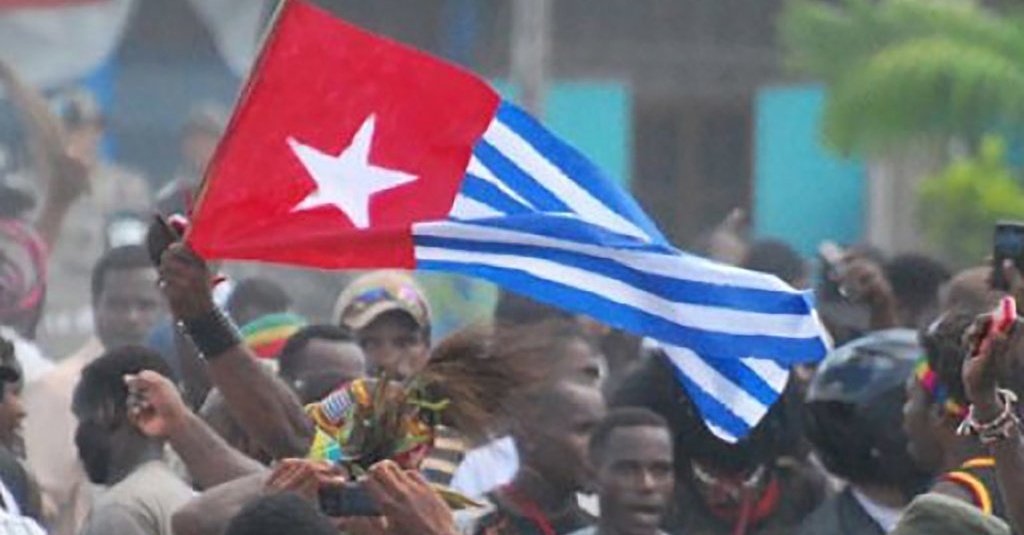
779;0;1024;156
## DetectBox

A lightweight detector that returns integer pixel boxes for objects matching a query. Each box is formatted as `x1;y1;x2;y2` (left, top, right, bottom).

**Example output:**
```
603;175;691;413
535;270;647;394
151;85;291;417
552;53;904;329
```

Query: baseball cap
332;271;431;331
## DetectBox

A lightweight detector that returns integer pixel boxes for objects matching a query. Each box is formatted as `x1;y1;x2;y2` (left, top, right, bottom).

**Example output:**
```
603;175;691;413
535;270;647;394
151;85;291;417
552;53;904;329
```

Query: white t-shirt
0;326;53;383
0;477;45;534
451;436;519;498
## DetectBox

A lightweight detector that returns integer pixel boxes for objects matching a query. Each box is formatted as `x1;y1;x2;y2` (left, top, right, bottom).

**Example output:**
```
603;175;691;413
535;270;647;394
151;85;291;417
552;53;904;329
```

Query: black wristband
180;307;242;359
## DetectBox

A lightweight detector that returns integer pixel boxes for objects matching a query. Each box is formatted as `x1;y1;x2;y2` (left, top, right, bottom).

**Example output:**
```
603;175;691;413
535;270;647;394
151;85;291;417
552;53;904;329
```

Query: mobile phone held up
992;221;1024;291
319;483;380;517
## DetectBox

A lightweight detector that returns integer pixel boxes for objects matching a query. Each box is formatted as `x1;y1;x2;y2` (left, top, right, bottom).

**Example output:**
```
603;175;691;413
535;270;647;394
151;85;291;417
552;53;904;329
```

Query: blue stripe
469;215;678;254
473;139;570;213
415;234;812;316
668;361;753;439
699;356;780;407
416;257;828;366
458;216;818;312
494;101;668;245
459;173;532;215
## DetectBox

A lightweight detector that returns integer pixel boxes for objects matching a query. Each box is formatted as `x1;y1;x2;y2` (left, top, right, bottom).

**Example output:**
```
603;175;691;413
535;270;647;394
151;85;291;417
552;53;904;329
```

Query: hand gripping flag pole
186;0;831;443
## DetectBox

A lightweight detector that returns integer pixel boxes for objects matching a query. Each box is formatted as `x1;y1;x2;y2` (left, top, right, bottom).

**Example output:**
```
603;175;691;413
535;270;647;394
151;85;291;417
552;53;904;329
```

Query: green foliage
918;136;1024;266
780;0;1024;155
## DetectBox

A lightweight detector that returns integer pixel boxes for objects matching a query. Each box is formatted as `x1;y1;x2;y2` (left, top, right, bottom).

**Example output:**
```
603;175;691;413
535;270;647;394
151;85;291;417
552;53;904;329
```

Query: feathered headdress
304;321;580;474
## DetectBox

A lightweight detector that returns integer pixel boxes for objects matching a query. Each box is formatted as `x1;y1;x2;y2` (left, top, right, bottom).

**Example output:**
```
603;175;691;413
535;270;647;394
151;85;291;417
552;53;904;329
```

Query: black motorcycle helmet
803;329;931;496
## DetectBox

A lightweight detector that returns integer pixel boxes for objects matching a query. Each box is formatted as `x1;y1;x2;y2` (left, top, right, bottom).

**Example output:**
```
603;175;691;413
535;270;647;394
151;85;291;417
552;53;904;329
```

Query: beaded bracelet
957;388;1021;445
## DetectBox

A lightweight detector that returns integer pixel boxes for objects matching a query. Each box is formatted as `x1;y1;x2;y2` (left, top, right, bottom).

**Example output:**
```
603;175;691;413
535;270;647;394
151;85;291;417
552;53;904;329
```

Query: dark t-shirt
459;489;595;535
663;459;825;535
0;446;41;521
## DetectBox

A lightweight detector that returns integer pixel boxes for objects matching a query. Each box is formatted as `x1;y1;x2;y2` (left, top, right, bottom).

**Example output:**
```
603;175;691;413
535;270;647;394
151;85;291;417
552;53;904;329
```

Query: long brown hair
416;319;591;442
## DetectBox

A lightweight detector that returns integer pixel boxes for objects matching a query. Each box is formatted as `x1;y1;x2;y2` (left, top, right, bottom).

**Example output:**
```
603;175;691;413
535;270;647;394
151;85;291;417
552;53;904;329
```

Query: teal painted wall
754;85;865;257
427;81;631;338
493;81;631;186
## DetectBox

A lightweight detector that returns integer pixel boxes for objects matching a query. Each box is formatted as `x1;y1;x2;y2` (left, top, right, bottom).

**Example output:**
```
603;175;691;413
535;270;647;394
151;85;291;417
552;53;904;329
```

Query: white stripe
739;357;790;393
662;345;771;427
414;219;802;295
414;245;822;338
705;423;738;443
467;156;535;209
482;118;651;241
450;194;505;220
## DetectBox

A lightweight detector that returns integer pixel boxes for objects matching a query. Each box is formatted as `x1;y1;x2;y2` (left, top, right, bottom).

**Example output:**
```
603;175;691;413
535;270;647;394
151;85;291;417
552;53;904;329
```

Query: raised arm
158;243;314;459
0;61;88;248
835;255;899;330
127;370;262;489
961;310;1024;534
172;471;269;535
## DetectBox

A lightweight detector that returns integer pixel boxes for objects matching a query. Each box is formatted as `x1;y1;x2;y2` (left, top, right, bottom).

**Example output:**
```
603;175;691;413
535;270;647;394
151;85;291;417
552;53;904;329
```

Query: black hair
0;335;20;395
277;324;354;380
589;407;670;463
224;493;337;535
885;254;951;322
226;278;291;324
742;239;807;286
920;311;974;407
90;245;152;303
72;345;173;421
612;352;795;476
493;290;574;327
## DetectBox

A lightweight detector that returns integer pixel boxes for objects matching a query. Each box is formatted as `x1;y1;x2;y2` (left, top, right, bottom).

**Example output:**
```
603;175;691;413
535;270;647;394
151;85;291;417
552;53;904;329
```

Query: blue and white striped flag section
186;1;831;443
413;101;831;442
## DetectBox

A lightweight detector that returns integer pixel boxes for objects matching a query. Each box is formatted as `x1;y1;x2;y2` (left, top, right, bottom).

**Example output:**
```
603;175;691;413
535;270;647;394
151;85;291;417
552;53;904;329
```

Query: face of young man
0;381;25;450
595;425;674;535
553;337;604;388
290;340;366;381
902;376;946;473
356;311;428;379
519;384;606;493
73;401;122;485
93;268;163;350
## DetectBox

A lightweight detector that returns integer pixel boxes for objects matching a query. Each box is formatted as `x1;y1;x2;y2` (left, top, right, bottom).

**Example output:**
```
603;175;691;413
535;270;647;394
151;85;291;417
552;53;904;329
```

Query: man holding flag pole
150;0;830;532
183;0;829;442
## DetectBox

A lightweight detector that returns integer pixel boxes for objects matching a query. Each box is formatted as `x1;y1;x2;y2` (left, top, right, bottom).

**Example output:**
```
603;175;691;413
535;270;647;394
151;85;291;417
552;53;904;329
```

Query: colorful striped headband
914;354;967;418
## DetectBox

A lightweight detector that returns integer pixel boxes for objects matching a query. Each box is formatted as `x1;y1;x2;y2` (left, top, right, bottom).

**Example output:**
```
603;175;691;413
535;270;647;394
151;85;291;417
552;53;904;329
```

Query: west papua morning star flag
187;0;830;442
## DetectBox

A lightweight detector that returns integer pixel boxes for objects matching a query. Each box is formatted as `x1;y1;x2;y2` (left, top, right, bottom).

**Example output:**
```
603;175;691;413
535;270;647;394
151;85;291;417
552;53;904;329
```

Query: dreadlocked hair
415;319;588;442
920;310;975;407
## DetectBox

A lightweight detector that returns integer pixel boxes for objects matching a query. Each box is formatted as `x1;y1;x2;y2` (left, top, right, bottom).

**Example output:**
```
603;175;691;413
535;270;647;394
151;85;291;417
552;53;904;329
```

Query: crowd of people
3;56;1024;535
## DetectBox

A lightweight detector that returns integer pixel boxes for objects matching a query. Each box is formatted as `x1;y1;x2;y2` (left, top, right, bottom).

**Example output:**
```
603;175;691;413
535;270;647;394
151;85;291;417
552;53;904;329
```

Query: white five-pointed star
287;115;418;228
